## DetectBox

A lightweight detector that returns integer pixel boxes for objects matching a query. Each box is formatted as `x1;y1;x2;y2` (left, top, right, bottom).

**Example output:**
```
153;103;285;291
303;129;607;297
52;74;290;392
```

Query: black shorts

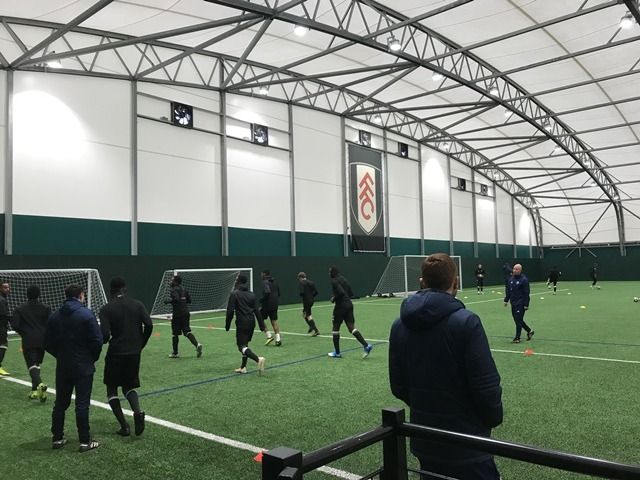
236;327;254;349
261;309;278;321
23;347;45;368
549;278;558;286
332;303;355;330
0;326;7;347
302;301;314;317
103;353;141;389
171;314;191;336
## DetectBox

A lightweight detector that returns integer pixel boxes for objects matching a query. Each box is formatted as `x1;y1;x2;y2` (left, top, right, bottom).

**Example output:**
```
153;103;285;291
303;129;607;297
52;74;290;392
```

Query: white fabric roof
1;0;639;246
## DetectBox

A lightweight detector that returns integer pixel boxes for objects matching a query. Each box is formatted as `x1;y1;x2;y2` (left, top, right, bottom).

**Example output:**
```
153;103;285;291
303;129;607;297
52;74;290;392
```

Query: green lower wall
13;214;130;255
296;231;343;256
390;237;421;256
138;223;221;256
424;239;450;254
542;245;640;281
229;227;290;256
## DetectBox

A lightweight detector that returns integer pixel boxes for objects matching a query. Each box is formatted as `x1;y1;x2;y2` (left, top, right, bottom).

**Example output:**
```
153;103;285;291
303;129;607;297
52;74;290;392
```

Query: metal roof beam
11;0;115;68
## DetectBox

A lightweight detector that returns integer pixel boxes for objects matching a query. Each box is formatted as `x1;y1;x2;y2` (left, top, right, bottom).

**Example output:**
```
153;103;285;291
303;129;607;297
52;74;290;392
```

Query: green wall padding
478;242;497;258
424;239;450;254
138;223;221;256
229;227;291;256
390;237;421;256
13;215;130;255
516;245;531;259
295;231;344;256
499;243;514;258
453;241;474;258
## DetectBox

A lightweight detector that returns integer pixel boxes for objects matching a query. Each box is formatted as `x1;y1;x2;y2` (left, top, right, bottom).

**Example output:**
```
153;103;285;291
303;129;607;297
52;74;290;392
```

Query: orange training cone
523;348;534;357
253;451;264;463
207;324;214;330
153;332;161;338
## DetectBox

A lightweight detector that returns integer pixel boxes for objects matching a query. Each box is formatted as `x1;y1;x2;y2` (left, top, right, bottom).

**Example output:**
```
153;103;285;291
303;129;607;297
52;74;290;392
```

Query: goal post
150;268;253;318
372;255;463;297
0;268;108;316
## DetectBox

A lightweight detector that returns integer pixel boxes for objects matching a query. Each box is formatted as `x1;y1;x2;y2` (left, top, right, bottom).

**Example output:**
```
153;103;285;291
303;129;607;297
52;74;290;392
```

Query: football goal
372;255;463;297
150;268;253;318
0;268;108;315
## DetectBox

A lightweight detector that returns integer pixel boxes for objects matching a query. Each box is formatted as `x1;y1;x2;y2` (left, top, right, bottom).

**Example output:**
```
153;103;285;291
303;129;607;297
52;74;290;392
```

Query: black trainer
527;330;535;341
134;411;146;436
116;424;130;437
511;338;521;344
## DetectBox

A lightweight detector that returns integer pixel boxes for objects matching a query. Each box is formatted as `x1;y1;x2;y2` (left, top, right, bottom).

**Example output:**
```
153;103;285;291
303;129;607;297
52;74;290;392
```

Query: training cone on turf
580;305;586;309
524;348;534;357
568;292;572;295
540;297;544;300
153;332;161;337
207;324;214;330
253;451;264;463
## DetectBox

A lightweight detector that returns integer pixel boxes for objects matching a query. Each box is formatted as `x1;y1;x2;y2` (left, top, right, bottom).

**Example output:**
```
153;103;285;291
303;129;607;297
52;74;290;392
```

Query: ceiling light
258;86;269;95
387;36;402;52
372;114;383;124
542;119;551;131
432;71;443;82
489;85;499;96
294;25;309;36
553;146;562;154
442;142;451;151
589;181;597;187
504;109;513;118
46;51;62;69
620;12;635;30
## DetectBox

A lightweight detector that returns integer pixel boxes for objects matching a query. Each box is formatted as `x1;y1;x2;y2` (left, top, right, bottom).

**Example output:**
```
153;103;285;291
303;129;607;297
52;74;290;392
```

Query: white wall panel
573;204;619;244
137;88;220;133
476;197;496;243
292;107;343;234
137;82;220;115
137;119;221;226
515;205;531;245
421;146;449;240
540;207;579;245
12;72;130;220
450;159;472;181
388;155;420;239
624;200;640;242
226;94;288;131
495;188;514;245
345;119;384;150
451;189;474;242
227;138;291;231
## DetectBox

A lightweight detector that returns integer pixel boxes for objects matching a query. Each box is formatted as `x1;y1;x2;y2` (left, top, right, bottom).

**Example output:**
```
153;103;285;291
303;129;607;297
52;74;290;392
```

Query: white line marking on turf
491;349;640;364
1;376;359;480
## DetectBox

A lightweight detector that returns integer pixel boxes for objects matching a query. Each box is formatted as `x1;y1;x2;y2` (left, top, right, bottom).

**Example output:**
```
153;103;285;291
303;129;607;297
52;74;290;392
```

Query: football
634;297;639;303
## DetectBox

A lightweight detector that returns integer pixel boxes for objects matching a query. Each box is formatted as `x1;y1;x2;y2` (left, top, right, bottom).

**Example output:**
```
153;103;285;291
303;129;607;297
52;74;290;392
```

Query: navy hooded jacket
45;297;103;378
389;289;503;464
504;274;530;308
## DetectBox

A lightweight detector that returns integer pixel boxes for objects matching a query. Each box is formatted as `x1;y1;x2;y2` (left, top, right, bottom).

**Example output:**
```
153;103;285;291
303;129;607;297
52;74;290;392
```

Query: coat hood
400;289;465;331
59;297;84;315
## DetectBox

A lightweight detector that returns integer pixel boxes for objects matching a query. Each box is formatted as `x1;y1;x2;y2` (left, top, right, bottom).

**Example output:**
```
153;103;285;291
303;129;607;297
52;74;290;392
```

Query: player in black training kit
328;267;373;359
475;264;486;295
0;281;11;376
12;285;51;400
547;266;561;294
100;277;153;437
225;275;266;375
260;270;282;346
165;275;202;358
298;272;320;336
590;263;600;289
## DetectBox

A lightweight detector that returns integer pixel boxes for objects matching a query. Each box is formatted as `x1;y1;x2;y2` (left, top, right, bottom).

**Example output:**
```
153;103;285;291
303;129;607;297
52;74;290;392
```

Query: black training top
261;276;280;311
226;285;264;331
99;293;153;356
331;275;354;308
12;300;51;349
299;278;318;304
474;268;486;278
167;285;191;317
0;294;9;330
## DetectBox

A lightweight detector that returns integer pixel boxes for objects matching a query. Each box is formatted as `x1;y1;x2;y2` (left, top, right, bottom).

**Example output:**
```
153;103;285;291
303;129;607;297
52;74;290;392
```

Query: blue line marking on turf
139;341;388;399
489;335;640;348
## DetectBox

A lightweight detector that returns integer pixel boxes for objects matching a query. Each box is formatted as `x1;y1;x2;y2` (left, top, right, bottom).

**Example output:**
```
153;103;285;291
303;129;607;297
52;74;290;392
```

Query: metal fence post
262;447;303;480
381;407;408;480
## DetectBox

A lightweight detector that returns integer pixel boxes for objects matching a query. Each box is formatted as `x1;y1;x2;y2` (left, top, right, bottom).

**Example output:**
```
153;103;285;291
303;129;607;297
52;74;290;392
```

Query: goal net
0;269;108;317
372;255;463;297
150;268;253;318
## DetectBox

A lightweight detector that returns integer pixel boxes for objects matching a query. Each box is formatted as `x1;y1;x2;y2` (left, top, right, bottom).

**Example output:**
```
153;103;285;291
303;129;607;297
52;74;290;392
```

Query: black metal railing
262;407;640;480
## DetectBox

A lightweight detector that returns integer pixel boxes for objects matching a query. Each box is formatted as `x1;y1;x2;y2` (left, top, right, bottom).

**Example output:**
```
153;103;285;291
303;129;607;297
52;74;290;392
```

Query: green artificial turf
1;281;639;479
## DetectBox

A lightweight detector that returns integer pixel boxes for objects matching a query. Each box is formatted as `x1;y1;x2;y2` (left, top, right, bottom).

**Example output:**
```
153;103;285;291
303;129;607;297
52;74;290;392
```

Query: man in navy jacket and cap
45;285;103;452
389;253;503;480
504;263;534;343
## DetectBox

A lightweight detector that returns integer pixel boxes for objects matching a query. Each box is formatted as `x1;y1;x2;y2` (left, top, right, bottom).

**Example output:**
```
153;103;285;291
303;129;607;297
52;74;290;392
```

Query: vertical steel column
418;146;425;256
341;116;349;257
288;103;296;256
493;188;500;258
130;80;138;255
4;71;13;255
471;170;478;258
511;197;517;258
614;201;626;256
447;155;454;256
383;129;390;257
220;85;229;256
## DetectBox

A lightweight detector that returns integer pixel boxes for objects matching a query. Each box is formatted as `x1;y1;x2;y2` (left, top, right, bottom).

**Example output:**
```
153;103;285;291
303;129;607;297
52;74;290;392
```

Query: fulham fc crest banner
348;144;385;252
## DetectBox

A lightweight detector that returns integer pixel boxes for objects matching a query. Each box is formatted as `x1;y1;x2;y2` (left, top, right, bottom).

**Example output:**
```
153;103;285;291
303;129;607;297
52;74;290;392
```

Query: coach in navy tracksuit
45;285;103;452
389;253;503;480
503;263;534;343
